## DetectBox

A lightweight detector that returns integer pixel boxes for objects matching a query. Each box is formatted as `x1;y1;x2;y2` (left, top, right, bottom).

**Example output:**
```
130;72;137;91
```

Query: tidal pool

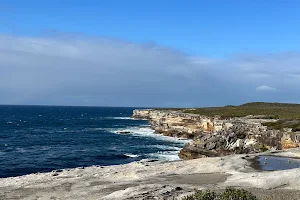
253;155;300;171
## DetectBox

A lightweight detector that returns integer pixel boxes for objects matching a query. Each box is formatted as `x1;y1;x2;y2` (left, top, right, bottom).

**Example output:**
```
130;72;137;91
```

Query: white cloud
256;85;277;91
0;33;299;107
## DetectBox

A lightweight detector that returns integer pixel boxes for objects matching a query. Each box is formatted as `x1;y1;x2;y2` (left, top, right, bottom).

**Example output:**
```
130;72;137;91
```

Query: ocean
0;105;186;178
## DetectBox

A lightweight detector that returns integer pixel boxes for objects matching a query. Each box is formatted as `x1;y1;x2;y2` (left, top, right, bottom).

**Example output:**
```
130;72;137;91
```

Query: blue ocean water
0;106;186;178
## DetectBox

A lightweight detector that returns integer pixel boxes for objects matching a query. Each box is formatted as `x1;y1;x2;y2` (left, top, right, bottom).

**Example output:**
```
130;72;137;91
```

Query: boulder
206;142;216;150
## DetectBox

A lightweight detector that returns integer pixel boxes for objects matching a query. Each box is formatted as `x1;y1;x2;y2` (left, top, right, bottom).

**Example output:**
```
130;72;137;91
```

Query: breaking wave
147;151;181;161
107;124;189;161
94;154;139;159
108;117;132;120
124;153;140;158
112;126;189;144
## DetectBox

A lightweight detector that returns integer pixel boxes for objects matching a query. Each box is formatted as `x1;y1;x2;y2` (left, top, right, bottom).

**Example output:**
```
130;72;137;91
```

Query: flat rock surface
1;148;300;199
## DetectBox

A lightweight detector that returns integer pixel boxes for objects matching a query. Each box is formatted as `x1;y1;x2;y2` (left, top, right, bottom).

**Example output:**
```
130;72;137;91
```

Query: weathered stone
132;109;300;160
206;142;216;150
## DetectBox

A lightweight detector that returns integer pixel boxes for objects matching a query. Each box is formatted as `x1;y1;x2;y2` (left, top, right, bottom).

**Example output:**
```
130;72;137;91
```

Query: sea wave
124;153;140;158
140;124;151;127
112;126;189;144
147;151;181;161
94;154;139;159
15;148;27;153
109;126;190;161
148;144;182;151
108;117;132;120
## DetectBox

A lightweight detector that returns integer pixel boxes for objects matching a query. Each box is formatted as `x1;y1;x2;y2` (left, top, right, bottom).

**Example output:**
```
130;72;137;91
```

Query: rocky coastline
132;109;300;160
2;108;300;199
2;148;300;199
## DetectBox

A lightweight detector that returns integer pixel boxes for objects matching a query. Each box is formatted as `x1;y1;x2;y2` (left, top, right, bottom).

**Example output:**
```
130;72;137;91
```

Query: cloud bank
256;85;277;91
0;34;300;107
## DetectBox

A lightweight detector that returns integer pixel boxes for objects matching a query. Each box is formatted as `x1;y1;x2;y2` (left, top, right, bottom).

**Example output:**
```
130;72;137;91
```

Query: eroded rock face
179;130;251;159
133;109;218;139
132;109;153;119
132;109;300;160
179;124;289;160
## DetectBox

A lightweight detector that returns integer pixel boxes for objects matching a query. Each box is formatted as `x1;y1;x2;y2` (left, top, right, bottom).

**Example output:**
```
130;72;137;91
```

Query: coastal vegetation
262;119;300;132
183;187;257;200
184;102;300;132
184;102;300;120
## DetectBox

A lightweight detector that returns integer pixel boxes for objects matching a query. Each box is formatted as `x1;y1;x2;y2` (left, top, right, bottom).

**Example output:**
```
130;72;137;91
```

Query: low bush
262;119;300;132
183;187;257;200
184;102;300;119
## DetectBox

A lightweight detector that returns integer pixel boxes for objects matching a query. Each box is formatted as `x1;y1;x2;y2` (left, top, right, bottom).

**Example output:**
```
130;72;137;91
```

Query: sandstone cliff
132;109;300;160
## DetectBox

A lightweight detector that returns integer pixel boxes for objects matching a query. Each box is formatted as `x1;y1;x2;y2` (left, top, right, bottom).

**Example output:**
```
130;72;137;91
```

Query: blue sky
2;0;300;57
0;1;300;107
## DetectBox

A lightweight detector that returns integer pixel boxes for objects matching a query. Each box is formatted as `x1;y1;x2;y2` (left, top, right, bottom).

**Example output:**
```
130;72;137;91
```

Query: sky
0;0;300;107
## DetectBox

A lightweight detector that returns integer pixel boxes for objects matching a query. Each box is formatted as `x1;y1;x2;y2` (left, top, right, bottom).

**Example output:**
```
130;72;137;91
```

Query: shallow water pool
254;155;300;171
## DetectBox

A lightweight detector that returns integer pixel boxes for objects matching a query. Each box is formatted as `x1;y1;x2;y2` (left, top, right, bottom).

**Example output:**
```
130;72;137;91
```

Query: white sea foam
148;145;182;151
40;146;51;151
131;118;148;120
147;151;181;161
114;126;190;144
109;117;132;120
110;126;190;161
82;128;102;132
124;154;140;158
16;148;27;153
139;124;151;127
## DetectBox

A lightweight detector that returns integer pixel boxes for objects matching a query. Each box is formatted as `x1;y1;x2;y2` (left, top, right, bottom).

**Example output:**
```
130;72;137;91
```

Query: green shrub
258;144;268;152
183;190;216;200
262;119;300;132
221;188;257;200
292;126;300;132
183;187;257;200
184;102;300;120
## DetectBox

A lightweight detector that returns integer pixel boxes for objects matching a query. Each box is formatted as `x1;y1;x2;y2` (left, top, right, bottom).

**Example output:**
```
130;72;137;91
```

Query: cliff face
132;109;300;160
133;109;227;138
132;109;153;119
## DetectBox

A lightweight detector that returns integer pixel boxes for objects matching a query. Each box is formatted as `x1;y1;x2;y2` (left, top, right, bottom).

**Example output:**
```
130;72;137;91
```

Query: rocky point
132;109;300;159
